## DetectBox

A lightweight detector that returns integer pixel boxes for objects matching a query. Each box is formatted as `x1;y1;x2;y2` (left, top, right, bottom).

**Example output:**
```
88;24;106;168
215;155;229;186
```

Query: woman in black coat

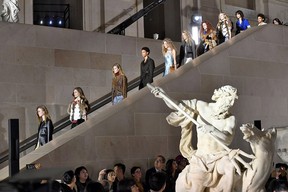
139;47;155;90
35;105;54;149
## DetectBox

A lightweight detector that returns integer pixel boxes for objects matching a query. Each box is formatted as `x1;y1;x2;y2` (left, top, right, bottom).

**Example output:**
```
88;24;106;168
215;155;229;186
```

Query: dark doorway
33;0;83;30
143;0;181;41
143;0;165;40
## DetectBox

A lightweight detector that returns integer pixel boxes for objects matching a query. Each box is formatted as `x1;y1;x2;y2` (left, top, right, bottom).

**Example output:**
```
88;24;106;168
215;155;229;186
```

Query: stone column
24;0;33;24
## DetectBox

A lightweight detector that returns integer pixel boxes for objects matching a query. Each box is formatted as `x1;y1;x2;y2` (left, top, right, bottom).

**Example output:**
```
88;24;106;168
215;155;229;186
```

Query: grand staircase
1;23;288;181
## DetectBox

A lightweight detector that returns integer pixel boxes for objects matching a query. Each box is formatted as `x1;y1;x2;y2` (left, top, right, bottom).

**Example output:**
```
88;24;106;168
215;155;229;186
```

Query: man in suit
145;155;166;190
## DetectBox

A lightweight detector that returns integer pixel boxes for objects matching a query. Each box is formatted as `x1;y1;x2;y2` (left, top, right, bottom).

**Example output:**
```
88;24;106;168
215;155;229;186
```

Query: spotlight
55;16;64;27
191;15;202;25
193;16;201;22
39;19;44;25
49;20;53;25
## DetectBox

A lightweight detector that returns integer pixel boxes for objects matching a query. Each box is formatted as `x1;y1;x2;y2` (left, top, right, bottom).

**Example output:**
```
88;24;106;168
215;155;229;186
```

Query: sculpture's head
212;85;238;101
211;86;238;118
212;85;238;106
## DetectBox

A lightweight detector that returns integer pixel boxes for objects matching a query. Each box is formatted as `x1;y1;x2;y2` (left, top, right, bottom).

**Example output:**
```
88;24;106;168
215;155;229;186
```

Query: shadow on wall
0;113;8;153
94;0;144;32
181;0;199;19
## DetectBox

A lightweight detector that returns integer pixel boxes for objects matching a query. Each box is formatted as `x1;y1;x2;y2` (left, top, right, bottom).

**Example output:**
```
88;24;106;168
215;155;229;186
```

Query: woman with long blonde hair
112;63;128;105
216;12;232;44
179;30;196;66
162;38;177;76
35;105;54;149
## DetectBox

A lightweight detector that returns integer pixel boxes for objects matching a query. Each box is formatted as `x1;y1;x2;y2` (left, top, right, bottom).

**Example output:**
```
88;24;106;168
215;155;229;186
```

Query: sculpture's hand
198;125;215;134
151;87;165;99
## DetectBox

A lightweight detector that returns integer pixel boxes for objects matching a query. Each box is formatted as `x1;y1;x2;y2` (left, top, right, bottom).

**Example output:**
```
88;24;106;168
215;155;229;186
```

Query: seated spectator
114;163;126;182
85;181;105;192
267;179;288;192
164;159;179;192
273;18;283;25
75;166;93;192
51;180;62;192
257;13;267;26
118;179;139;192
277;163;288;180
98;169;117;192
149;172;167;192
101;180;110;192
61;170;77;192
175;155;189;172
131;166;147;192
266;163;288;191
145;155;166;190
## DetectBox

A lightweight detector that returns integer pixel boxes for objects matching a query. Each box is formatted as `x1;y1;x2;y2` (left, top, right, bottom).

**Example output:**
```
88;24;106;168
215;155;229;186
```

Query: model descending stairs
1;23;288;182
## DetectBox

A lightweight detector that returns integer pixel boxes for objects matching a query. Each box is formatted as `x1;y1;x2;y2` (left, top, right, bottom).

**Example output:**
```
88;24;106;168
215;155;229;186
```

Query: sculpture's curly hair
211;85;238;101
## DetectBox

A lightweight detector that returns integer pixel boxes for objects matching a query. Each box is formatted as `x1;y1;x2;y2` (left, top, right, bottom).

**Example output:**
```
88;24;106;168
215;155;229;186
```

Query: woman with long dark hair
273;18;283;25
75;166;93;192
98;169;117;192
164;159;179;192
235;10;251;35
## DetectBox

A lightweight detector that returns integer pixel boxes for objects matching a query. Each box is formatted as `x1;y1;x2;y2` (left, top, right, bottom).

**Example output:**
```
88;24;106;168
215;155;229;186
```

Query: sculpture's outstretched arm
148;84;180;110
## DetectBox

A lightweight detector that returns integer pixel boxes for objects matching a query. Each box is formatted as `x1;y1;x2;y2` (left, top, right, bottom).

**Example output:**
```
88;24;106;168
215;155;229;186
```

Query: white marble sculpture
148;84;277;192
238;123;276;192
1;0;19;22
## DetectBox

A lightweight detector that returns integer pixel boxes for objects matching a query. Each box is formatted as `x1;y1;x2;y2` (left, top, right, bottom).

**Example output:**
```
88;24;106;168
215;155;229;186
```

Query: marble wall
1;24;288;181
0;22;169;157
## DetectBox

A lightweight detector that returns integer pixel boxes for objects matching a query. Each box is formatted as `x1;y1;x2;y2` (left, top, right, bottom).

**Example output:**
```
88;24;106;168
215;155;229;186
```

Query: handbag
169;66;175;73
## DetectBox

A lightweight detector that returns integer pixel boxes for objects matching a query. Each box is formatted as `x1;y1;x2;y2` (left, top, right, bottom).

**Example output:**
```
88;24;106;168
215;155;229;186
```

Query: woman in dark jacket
164;159;179;192
35;105;54;149
178;30;196;67
139;47;155;90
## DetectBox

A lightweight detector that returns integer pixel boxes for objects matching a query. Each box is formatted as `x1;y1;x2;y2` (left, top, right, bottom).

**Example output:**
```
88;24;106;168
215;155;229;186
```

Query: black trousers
71;119;85;129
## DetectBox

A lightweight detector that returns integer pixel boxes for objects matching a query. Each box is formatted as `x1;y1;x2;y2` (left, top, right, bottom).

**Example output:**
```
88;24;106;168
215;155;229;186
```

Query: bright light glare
192;26;199;45
194;16;201;21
